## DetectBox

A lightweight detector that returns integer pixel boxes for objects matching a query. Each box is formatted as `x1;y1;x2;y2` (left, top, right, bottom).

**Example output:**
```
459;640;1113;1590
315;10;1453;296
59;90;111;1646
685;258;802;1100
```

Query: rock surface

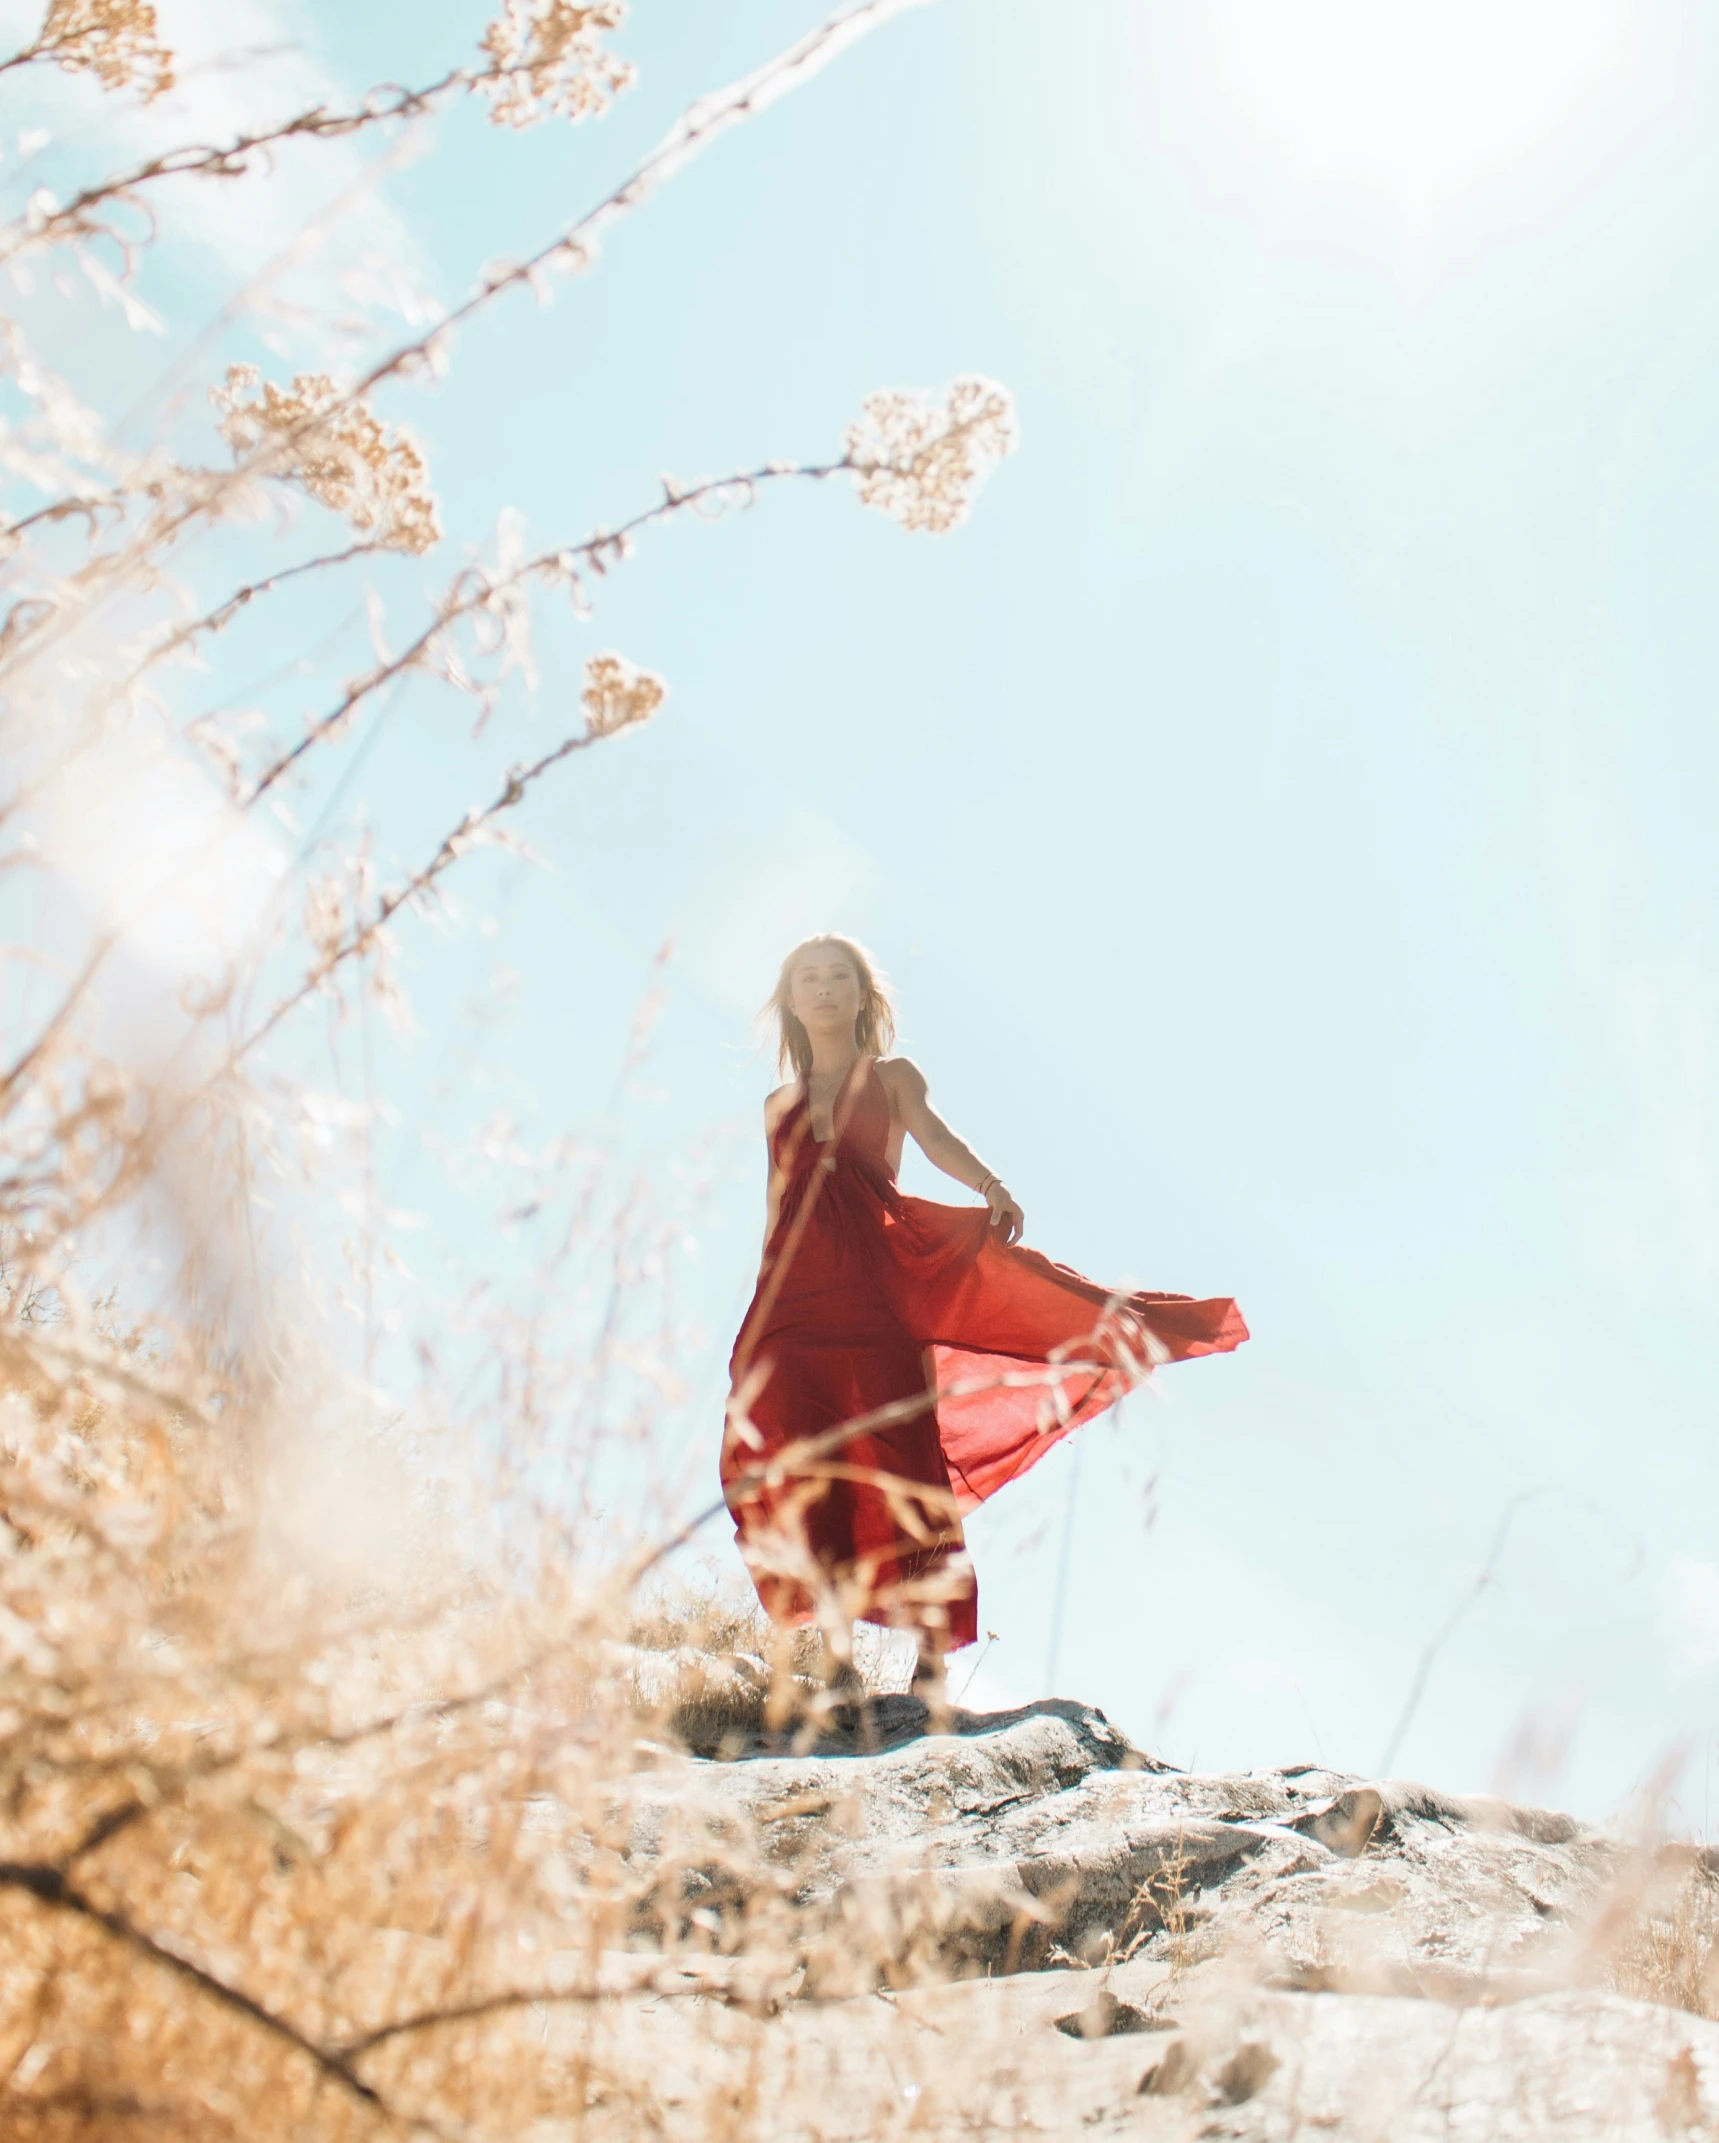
587;1694;1719;2137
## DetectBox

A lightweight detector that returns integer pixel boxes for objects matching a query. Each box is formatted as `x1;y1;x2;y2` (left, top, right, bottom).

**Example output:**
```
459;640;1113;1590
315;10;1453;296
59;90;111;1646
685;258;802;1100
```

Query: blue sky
11;0;1719;1820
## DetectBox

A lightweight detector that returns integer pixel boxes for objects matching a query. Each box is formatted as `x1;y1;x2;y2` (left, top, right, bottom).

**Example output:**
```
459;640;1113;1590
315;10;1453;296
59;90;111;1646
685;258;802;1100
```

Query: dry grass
1604;1850;1719;2019
2;1355;1719;2138
626;1590;912;1756
0;1359;943;2138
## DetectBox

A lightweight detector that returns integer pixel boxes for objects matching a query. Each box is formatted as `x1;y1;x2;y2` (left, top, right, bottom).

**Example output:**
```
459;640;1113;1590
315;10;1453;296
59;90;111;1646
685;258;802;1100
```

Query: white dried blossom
476;1;636;130
845;374;1019;535
36;0;173;99
211;365;442;556
581;650;664;738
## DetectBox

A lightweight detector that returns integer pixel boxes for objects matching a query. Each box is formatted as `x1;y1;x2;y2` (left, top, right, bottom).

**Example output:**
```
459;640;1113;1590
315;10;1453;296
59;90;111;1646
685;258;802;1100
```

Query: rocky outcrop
596;1693;1717;2139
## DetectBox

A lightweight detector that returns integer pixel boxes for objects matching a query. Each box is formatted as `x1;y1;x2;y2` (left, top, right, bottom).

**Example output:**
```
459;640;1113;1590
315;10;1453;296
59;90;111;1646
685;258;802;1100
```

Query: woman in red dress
722;935;1246;1690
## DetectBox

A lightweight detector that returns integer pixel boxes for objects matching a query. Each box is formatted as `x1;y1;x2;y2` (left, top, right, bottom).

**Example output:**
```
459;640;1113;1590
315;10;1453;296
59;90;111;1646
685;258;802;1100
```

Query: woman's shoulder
763;1081;800;1129
874;1054;926;1087
873;1055;928;1104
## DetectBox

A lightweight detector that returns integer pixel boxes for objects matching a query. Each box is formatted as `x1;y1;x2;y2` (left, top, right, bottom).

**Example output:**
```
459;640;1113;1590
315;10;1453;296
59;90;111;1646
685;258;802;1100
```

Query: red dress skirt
722;1059;1247;1650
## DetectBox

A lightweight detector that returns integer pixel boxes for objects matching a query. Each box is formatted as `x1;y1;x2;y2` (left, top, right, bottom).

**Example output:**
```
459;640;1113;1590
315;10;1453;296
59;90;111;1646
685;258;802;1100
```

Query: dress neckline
799;1054;874;1143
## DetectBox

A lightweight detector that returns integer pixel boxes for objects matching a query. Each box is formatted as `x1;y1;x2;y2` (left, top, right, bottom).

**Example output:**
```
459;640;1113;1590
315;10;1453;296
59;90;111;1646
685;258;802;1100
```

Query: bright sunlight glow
1210;0;1635;213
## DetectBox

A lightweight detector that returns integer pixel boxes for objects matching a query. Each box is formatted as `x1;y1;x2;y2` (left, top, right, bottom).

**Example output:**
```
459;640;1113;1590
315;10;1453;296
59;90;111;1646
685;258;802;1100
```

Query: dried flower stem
0;493;120;554
238;719;619;1064
0;0;933;692
5;461;843;1148
0;31;649;274
0;937;115;1104
154;542;385;667
244;455;847;806
342;0;938;406
0;67;470;272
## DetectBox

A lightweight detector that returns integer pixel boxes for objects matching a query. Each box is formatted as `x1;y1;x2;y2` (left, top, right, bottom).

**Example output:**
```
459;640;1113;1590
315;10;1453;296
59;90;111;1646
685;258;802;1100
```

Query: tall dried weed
0;2;1023;2131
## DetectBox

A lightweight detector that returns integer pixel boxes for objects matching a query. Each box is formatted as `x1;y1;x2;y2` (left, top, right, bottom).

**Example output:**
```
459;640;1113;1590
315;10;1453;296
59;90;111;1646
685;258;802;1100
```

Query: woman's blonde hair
767;934;896;1080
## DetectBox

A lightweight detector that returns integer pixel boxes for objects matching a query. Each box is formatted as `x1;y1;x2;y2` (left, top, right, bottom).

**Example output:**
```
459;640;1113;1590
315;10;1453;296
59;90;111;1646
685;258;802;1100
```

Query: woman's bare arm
880;1058;1026;1247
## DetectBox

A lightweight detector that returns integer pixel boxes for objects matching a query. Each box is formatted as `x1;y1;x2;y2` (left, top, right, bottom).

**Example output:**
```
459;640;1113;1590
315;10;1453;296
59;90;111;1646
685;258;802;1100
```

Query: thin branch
245;456;846;806
0;536;370;1093
0;494;120;554
1376;1486;1644;1776
0;0;932;686
64;1797;151;1863
0;43;49;84
334;1962;781;2059
0;2091;193;2126
0;66;473;271
155;541;382;666
0;1860;416;2129
0;38;675;277
234;723;608;1065
339;1986;599;2059
0;935;114;1104
1;1331;217;1433
336;0;940;404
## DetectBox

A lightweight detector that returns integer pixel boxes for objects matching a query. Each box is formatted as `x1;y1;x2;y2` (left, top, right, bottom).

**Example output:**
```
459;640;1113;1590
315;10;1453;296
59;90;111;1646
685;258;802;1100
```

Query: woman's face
787;945;863;1048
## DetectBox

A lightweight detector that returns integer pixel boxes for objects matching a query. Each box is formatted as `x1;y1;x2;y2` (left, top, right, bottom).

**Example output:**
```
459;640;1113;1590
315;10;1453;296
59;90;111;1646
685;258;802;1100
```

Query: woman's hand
876;1059;1026;1243
985;1181;1025;1247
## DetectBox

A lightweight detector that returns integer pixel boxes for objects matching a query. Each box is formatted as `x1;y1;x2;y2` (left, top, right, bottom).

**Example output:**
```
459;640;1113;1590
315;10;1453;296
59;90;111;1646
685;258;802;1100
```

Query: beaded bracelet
978;1171;1002;1197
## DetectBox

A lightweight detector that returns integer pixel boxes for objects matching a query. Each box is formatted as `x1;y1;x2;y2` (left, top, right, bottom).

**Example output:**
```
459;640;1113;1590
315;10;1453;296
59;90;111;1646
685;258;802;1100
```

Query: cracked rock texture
585;1694;1714;2139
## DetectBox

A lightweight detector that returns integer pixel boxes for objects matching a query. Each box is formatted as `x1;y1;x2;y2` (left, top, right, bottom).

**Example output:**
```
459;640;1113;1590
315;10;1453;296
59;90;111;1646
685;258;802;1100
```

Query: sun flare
1210;0;1634;211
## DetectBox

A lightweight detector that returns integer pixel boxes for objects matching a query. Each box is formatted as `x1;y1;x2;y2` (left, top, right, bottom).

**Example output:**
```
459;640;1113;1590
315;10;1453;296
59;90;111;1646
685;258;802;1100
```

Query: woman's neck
806;1039;860;1080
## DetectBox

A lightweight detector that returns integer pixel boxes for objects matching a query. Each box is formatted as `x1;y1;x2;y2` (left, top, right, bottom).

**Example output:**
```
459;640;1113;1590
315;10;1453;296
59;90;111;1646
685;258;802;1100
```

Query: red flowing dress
722;1059;1247;1650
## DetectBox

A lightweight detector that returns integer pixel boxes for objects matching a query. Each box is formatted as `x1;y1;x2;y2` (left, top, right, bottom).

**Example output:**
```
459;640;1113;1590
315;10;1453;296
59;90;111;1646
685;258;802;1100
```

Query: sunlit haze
1211;0;1635;210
